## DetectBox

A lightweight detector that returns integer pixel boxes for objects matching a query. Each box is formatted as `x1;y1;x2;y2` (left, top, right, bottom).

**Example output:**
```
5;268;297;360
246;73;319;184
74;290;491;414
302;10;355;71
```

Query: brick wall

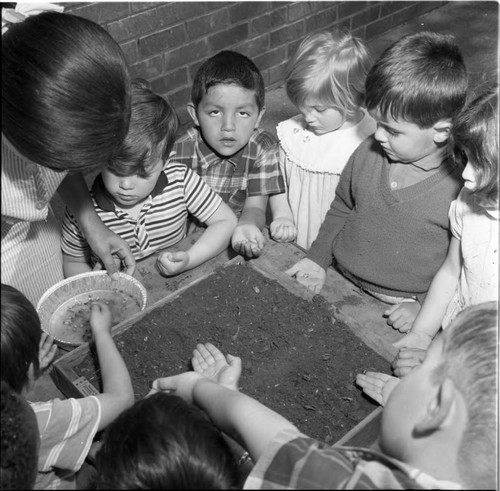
63;1;448;123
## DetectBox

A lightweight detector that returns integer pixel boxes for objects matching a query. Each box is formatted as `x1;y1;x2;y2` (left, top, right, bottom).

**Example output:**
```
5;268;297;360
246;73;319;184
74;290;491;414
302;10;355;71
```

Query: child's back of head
365;31;468;128
107;79;179;178
285;29;372;119
439;301;498;487
0;381;40;490
94;392;239;489
2;11;131;172
0;284;41;394
191;50;265;111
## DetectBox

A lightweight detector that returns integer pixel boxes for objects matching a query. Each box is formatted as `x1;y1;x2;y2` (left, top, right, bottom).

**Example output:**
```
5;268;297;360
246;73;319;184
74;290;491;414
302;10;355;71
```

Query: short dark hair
107;79;179;178
2;11;131;172
365;31;468;127
452;86;498;209
1;284;41;393
191;51;265;111
95;392;239;489
0;381;40;490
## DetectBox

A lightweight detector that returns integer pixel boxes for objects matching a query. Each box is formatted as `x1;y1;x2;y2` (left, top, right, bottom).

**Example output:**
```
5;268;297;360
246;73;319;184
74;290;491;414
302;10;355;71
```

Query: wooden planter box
51;234;391;446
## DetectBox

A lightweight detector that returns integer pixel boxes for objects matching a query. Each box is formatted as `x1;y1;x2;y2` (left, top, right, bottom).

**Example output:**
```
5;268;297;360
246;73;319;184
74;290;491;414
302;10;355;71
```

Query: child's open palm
192;343;241;391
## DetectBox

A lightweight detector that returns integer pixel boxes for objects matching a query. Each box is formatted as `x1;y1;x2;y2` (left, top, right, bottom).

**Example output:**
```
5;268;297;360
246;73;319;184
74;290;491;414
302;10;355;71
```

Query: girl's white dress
442;188;499;328
277;111;376;249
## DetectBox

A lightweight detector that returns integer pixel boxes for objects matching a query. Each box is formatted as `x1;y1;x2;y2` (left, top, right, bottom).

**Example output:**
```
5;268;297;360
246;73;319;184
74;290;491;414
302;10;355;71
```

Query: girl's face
461;160;479;191
101;159;163;209
298;99;345;135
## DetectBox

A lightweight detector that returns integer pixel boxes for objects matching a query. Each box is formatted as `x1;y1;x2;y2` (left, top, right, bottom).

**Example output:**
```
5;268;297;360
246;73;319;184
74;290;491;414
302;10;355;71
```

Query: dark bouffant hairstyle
95;392;239;489
107;79;179;178
2;11;131;172
191;50;265;111
1;284;41;393
1;381;40;490
365;31;468;128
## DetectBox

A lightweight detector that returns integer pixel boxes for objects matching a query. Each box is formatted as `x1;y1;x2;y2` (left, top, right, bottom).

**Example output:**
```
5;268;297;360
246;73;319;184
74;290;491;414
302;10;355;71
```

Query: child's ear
414;378;456;436
187;102;199;126
255;107;266;129
432;119;452;144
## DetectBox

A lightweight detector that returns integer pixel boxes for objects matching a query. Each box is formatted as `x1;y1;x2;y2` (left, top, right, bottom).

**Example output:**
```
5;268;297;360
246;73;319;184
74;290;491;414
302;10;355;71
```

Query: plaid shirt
169;126;285;216
244;428;461;490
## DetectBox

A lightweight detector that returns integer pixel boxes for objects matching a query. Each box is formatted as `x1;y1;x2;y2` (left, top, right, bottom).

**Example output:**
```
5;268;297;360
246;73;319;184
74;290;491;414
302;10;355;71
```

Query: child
61;80;237;278
391;87;499;376
94;391;240;489
0;284;134;490
286;31;467;328
1;381;40;490
169;50;296;259
152;301;498;489
278;29;376;249
2;5;135;306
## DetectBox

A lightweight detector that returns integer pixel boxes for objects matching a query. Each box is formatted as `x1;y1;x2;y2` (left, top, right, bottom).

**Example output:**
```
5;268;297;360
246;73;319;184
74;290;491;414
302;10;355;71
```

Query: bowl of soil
37;271;147;348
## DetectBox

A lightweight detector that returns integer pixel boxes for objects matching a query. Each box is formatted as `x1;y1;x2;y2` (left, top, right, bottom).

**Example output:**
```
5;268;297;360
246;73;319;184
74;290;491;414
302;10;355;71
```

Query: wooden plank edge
334;406;383;448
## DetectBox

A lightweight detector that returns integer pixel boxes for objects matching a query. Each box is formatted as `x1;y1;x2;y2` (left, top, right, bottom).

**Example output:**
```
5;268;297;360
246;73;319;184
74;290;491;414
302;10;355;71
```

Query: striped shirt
61;162;222;264
31;396;101;490
169;126;285;216
1;133;67;305
244;428;461;490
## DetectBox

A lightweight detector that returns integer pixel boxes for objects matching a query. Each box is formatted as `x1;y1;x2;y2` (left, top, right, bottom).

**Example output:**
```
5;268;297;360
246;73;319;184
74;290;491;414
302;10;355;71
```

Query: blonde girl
277;29;376;249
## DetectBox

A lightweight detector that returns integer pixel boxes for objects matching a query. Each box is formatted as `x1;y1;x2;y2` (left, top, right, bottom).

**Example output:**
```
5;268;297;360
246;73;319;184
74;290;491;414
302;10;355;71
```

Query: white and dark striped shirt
61;162;222;264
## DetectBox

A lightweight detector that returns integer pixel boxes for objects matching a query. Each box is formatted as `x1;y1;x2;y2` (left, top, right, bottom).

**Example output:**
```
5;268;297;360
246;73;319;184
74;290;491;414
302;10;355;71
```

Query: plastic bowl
36;271;147;348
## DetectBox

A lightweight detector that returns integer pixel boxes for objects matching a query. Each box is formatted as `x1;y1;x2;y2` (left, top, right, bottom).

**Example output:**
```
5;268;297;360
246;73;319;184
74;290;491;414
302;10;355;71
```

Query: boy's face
298;99;345;135
369;109;448;168
189;83;264;158
101;159;163;209
380;338;444;459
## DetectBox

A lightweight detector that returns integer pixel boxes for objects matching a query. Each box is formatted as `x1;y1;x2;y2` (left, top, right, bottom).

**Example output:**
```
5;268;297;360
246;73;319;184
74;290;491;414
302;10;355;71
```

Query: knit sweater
307;136;463;299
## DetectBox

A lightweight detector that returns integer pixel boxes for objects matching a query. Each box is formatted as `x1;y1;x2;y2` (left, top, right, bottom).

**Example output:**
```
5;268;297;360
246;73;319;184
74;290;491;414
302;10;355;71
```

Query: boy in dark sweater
286;31;467;331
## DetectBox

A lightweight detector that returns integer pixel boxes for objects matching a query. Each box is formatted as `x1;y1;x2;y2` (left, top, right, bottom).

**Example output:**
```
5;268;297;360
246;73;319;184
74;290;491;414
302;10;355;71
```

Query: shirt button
35;201;45;210
391;181;398;189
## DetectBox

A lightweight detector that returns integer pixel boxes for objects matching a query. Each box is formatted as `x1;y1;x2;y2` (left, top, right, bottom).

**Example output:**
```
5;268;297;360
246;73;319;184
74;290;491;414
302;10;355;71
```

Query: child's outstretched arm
156;202;237;277
58;173;136;278
268;193;297;243
152;370;297;464
392;237;462;351
232;195;268;258
89;302;134;430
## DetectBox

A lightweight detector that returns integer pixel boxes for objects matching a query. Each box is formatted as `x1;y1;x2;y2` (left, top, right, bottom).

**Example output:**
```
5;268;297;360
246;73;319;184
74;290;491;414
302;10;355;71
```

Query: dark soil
78;262;389;443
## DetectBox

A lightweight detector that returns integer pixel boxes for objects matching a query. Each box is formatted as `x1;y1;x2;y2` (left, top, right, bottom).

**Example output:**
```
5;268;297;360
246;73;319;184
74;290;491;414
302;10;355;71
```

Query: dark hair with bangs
191;51;265;111
1;284;41;394
365;31;468;128
95;392;239;489
107;79;179;178
452;87;498;209
2;11;131;172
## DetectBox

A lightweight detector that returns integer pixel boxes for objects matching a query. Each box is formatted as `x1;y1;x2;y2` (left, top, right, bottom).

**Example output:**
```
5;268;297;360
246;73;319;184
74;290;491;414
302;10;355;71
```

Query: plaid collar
92;171;169;212
198;133;247;168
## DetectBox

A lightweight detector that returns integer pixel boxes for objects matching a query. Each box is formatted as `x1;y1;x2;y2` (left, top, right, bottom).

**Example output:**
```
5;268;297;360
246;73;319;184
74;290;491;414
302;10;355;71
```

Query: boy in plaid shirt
170;50;297;258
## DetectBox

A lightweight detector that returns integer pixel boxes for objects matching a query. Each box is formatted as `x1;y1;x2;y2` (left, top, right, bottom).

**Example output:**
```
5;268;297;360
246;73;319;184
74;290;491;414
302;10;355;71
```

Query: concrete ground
35;0;499;401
